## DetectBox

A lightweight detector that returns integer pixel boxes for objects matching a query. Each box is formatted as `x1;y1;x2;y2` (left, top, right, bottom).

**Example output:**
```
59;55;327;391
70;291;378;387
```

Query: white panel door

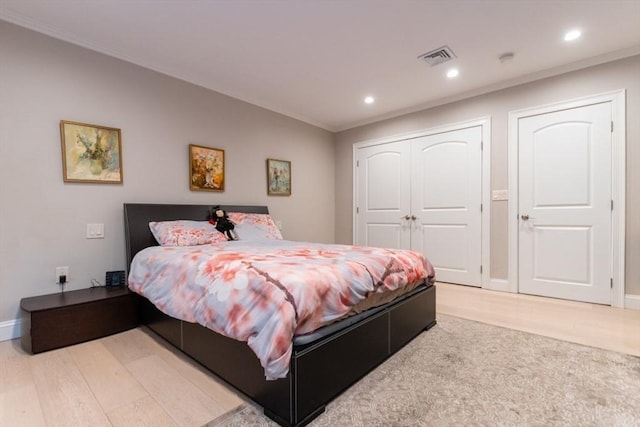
518;102;612;304
356;141;411;249
411;127;483;286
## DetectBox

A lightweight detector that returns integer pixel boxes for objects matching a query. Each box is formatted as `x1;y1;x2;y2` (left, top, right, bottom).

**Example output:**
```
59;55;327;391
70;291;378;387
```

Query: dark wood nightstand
20;286;138;354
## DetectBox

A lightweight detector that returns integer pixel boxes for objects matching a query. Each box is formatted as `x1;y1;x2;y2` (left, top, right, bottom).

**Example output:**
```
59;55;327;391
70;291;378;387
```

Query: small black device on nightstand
105;270;126;288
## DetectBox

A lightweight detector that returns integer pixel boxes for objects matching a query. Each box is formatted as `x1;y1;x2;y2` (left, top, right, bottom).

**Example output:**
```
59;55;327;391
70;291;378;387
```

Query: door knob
400;215;410;220
411;215;417;220
521;214;529;221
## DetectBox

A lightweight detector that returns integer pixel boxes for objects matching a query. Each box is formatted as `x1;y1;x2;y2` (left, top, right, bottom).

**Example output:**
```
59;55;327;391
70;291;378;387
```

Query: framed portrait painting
60;120;123;183
189;144;225;191
267;158;291;196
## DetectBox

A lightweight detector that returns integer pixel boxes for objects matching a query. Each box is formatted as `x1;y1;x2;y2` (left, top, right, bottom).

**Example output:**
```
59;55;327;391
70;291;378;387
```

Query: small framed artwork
267;158;291;196
60;120;123;183
189;144;225;191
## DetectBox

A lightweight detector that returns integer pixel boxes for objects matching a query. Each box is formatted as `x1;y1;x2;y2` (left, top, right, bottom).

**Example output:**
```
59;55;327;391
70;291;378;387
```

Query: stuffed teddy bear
210;205;238;241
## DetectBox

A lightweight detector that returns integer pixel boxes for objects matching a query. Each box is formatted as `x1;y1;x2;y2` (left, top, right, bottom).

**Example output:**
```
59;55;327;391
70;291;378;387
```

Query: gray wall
335;55;640;296
0;21;334;324
2;20;638;330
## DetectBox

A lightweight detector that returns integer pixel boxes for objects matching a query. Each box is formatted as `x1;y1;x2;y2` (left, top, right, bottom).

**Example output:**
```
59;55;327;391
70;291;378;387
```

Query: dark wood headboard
123;203;269;269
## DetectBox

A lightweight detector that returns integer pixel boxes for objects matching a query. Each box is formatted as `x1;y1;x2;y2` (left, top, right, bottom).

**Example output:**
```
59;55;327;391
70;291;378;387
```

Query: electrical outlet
55;266;69;284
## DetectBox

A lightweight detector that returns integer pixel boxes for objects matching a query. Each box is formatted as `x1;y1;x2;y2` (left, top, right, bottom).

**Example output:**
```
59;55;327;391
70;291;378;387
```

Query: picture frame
60;120;123;184
189;144;225;192
267;158;291;196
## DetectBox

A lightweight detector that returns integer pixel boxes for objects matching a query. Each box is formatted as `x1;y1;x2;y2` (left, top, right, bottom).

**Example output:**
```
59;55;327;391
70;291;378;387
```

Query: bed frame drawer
293;311;389;422
390;283;436;353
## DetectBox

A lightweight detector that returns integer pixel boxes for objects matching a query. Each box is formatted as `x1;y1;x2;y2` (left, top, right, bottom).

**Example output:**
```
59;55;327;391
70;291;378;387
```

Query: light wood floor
0;325;244;427
437;282;640;357
1;283;639;426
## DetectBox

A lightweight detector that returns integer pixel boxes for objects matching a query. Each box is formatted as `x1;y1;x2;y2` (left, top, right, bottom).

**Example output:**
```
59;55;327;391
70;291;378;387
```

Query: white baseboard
484;279;512;293
0;319;21;342
625;294;640;310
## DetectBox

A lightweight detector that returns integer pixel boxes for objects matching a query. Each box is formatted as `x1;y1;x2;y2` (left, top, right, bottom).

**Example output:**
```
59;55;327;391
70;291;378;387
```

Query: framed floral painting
189;144;225;191
267;158;291;196
60;120;123;183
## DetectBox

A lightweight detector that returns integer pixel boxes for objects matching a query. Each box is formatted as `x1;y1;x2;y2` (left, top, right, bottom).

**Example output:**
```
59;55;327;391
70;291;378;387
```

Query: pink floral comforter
128;240;434;379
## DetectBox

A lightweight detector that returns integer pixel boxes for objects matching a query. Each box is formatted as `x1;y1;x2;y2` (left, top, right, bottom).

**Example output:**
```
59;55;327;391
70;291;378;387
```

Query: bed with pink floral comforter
128;240;434;379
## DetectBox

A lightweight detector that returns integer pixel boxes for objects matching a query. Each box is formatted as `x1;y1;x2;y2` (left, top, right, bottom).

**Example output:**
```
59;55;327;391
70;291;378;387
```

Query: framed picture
189;144;225;191
60;120;123;183
267;158;291;196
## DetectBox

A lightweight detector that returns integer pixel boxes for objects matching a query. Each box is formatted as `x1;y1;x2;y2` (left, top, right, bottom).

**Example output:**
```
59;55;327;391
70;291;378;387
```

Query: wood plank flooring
436;282;640;357
1;282;638;426
0;327;243;427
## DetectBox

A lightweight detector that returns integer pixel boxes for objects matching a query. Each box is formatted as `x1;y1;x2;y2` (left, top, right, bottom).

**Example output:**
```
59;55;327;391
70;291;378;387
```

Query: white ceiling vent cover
418;46;456;66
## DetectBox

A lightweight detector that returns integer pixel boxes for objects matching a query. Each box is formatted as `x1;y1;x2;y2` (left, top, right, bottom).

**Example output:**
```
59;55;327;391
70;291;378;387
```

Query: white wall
335;55;640;296
0;21;335;329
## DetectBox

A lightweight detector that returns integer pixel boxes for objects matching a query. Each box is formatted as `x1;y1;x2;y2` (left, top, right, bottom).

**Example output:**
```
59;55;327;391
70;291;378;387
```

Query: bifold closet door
410;127;483;286
355;141;411;250
355;127;483;287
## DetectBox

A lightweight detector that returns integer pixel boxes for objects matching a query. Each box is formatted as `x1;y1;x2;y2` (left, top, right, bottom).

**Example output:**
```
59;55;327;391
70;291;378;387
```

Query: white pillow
228;212;283;240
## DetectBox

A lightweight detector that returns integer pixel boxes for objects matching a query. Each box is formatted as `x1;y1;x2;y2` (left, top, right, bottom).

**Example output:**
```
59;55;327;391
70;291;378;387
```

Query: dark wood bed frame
124;203;437;427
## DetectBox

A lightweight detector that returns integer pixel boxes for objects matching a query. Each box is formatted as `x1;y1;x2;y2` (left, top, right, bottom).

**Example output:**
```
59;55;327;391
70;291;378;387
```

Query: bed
124;203;437;427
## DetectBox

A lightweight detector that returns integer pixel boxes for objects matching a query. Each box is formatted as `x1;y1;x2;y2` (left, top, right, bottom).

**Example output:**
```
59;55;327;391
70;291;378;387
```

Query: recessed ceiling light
564;29;581;41
364;96;375;104
446;68;459;78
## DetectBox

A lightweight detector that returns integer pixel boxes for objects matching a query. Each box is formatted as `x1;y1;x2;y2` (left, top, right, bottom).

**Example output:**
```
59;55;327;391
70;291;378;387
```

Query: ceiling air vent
418;46;456;66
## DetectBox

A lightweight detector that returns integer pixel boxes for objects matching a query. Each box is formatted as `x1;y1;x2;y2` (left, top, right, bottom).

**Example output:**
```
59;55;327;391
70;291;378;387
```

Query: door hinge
357;160;359;167
480;203;483;212
480;265;483;274
481;141;484;150
610;278;613;288
611;121;614;133
356;207;359;214
611;200;614;211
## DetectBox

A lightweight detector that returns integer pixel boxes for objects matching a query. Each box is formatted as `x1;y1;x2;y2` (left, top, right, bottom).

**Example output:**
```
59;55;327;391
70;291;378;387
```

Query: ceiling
1;1;639;132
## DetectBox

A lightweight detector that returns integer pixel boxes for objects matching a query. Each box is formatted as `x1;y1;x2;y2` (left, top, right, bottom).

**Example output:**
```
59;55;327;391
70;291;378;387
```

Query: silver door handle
521;214;529;221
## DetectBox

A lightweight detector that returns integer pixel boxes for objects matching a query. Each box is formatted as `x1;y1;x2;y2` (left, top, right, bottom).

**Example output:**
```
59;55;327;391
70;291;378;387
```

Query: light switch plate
86;223;105;239
492;190;509;201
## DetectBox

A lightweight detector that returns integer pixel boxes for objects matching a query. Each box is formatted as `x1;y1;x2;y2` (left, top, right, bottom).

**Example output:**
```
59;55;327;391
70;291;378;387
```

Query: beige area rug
205;314;640;427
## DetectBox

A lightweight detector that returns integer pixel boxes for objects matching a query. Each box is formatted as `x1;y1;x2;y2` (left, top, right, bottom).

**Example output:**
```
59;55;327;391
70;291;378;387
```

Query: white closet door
518;102;612;304
355;141;411;249
411;127;483;286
